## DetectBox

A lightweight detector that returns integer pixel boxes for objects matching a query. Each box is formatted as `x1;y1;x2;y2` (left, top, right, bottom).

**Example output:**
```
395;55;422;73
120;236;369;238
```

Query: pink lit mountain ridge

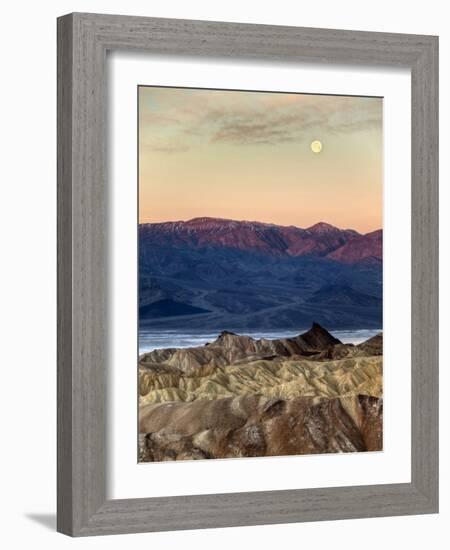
139;217;382;265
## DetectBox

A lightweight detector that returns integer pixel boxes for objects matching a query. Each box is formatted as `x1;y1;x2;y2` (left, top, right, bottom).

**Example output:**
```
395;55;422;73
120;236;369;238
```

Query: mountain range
139;217;381;263
139;217;383;330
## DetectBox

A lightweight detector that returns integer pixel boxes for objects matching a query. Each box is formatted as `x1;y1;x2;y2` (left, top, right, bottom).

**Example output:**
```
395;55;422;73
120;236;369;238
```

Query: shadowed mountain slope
139;218;382;330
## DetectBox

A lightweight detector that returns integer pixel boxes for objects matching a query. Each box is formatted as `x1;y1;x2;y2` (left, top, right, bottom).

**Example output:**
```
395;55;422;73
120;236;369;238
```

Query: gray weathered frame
57;12;439;537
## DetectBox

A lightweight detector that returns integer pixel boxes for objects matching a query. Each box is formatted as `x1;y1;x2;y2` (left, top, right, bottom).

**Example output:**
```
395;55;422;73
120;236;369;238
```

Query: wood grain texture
57;13;74;534
57;12;439;536
410;36;439;505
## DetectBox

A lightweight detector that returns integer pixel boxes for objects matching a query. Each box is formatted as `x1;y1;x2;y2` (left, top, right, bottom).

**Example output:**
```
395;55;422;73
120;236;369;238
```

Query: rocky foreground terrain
139;323;383;461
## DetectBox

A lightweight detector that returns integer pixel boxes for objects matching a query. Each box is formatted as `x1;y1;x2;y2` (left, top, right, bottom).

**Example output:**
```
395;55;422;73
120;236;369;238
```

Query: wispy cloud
142;142;190;154
139;88;382;151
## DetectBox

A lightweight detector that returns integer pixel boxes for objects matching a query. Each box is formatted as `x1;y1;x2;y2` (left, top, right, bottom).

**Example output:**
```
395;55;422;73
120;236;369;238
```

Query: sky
139;86;382;233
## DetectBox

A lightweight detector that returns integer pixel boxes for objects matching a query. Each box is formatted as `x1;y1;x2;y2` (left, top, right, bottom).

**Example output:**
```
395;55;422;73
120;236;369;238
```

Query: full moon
311;140;322;153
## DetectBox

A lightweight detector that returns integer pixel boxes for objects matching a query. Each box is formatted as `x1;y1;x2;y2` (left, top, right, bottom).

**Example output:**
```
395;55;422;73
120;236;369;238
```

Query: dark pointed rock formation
140;323;343;374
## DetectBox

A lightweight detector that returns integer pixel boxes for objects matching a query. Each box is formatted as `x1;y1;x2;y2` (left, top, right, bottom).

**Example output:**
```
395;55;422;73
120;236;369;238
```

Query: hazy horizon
139;87;382;233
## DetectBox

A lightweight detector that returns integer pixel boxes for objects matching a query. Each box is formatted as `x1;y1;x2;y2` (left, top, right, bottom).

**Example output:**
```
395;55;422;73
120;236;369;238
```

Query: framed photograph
57;13;438;536
137;85;384;463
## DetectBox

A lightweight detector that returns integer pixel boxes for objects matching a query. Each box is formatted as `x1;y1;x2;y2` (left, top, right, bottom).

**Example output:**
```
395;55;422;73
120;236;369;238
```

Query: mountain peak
326;229;382;264
183;217;270;231
306;221;340;233
186;216;231;225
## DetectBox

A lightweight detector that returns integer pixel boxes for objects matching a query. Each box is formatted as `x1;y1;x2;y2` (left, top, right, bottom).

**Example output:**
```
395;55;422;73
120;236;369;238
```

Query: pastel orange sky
139;87;383;233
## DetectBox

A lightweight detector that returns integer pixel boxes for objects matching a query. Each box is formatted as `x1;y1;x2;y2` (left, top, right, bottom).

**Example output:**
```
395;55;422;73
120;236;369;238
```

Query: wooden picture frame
57;12;438;536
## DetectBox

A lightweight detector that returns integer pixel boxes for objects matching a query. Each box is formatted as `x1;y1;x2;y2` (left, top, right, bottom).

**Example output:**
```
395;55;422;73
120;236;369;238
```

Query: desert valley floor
138;323;383;462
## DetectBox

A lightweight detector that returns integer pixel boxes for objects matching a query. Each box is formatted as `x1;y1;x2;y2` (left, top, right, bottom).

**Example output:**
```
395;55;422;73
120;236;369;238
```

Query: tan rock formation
138;324;383;461
139;395;382;461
